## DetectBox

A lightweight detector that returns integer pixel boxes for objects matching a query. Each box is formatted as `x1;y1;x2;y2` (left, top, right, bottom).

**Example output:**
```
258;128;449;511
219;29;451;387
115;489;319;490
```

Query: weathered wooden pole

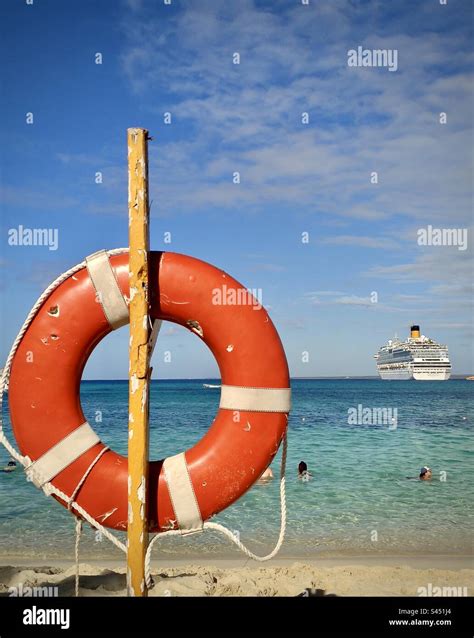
127;128;151;597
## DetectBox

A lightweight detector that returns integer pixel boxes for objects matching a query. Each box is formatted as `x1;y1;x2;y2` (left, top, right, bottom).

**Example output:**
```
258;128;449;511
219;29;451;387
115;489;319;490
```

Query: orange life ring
8;251;290;533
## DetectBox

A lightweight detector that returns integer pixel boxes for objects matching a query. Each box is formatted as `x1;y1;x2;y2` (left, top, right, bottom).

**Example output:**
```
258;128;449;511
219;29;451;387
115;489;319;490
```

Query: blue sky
1;0;473;378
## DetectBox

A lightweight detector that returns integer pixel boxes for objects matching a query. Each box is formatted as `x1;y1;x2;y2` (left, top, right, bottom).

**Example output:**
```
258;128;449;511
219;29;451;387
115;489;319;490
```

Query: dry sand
1;557;473;597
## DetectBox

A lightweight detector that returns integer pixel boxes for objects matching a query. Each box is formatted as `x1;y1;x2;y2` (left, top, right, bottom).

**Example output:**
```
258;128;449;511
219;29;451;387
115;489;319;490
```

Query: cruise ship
374;325;451;380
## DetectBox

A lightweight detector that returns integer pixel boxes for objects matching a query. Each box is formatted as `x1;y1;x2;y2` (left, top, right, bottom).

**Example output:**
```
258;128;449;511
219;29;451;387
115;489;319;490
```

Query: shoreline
1;554;472;570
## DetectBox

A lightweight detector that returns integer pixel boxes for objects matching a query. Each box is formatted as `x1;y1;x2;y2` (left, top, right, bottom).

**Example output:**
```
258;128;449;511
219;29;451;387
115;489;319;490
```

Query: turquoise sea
1;379;473;560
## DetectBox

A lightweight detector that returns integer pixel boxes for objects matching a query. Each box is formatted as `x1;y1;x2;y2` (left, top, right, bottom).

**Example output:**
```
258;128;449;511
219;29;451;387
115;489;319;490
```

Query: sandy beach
1;556;472;597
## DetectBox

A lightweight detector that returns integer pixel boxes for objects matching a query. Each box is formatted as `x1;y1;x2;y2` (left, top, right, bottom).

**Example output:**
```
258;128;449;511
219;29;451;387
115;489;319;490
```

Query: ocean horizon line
80;375;473;381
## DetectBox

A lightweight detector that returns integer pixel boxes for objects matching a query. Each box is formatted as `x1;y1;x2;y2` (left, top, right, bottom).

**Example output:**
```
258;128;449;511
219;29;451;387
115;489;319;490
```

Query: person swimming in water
259;467;274;481
298;461;312;481
406;465;432;480
1;459;17;473
419;466;432;481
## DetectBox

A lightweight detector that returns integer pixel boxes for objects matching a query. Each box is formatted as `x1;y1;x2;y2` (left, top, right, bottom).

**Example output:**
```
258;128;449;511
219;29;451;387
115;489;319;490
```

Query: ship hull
377;366;451;380
377;367;413;380
412;370;451;381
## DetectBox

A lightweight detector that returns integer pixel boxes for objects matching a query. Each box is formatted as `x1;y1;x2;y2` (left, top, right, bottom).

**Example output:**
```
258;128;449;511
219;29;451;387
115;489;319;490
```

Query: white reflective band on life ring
163;453;203;533
25;422;100;488
219;385;291;413
86;250;129;329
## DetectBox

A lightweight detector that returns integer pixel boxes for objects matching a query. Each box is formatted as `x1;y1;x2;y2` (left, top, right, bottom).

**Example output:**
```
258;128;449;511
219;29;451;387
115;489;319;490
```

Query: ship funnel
410;324;420;338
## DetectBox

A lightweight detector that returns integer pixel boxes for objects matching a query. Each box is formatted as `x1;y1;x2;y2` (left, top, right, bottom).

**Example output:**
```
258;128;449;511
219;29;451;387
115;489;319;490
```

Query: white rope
67;446;110;510
0;247;288;594
74;518;82;597
144;432;287;589
54;483;127;553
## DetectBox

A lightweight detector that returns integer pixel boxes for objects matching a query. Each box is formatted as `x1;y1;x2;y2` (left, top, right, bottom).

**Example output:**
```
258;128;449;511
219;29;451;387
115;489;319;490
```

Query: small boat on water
203;383;221;389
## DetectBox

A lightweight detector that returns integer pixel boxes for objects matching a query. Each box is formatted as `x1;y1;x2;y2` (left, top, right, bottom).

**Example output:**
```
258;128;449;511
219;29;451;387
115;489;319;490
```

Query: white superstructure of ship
374;325;451;380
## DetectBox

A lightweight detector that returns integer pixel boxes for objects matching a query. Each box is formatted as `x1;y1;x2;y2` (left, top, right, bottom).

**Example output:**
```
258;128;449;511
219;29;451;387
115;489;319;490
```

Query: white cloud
367;246;473;284
304;291;376;307
321;235;400;249
333;295;376;307
114;1;473;351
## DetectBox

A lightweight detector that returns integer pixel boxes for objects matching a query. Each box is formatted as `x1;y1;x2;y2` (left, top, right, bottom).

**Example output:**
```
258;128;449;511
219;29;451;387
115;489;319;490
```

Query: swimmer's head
419;466;432;480
298;461;307;474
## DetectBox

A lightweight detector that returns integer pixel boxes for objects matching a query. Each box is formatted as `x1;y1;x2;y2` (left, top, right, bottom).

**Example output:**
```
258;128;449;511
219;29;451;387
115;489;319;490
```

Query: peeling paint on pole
127;127;151;597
